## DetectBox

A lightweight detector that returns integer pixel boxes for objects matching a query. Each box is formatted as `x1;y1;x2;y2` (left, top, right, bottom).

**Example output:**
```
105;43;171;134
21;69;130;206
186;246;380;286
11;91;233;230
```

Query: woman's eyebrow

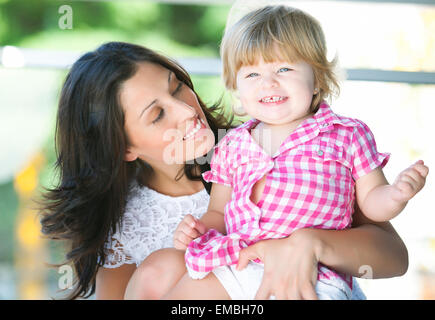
139;70;172;119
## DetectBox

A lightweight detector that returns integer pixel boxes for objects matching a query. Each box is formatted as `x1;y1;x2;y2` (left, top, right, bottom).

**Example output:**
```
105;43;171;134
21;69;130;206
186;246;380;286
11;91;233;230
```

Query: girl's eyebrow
139;70;172;119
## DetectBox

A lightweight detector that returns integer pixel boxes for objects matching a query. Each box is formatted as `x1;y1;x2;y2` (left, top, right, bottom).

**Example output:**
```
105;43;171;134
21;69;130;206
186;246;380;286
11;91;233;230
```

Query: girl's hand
173;214;207;251
237;229;320;300
391;160;429;203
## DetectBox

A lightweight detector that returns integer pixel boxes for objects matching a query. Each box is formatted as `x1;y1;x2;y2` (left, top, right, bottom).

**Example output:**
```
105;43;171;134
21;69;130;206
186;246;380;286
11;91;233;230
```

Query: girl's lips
259;96;288;106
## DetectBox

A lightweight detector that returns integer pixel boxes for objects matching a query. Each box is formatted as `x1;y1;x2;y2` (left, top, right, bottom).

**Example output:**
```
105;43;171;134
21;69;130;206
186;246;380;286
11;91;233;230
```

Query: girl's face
235;51;316;128
120;62;215;166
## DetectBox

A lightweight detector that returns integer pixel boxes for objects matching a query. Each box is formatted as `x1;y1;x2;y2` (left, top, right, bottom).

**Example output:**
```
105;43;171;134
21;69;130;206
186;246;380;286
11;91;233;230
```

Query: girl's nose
262;74;279;88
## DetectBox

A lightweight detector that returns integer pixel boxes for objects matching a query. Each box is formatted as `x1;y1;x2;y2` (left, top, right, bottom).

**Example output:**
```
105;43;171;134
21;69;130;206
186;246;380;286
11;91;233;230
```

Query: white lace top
103;181;209;268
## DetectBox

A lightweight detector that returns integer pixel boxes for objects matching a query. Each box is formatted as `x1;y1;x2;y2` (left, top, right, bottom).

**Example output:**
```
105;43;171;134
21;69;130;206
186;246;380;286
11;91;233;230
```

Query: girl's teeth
262;96;284;103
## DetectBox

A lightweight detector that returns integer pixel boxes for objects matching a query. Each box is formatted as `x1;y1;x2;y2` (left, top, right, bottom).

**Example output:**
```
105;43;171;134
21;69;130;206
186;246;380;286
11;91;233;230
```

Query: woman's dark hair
39;42;234;299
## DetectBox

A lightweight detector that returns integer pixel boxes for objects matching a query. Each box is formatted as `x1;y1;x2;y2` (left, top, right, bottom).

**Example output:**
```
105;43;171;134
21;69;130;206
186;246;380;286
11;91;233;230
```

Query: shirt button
317;150;324;156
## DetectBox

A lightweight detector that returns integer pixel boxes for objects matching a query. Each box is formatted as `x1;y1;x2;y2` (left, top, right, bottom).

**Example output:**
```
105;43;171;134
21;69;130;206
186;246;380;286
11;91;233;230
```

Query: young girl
161;5;429;300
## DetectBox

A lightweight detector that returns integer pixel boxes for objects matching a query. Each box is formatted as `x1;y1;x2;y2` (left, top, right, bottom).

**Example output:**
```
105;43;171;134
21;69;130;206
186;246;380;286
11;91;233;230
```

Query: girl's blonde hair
221;5;340;112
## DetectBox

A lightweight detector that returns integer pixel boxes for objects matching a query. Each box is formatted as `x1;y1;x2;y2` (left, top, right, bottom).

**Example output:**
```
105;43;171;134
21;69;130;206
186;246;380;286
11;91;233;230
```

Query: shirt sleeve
202;133;233;187
351;120;390;180
101;234;135;269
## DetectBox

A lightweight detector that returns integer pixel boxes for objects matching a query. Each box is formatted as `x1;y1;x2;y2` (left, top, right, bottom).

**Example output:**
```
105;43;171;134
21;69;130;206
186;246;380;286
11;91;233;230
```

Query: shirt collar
312;102;353;131
236;103;356;158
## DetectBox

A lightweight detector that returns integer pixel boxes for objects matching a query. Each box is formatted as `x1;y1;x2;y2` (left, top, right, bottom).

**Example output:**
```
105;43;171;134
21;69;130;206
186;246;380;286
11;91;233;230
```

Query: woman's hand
173;214;207;250
237;228;322;300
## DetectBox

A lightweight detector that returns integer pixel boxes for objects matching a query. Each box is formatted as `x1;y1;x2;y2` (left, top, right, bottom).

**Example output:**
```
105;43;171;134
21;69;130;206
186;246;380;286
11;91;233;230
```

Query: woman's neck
146;164;204;197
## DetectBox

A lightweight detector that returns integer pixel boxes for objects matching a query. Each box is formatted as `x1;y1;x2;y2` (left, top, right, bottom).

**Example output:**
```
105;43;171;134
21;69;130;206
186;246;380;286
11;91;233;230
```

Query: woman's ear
124;147;138;162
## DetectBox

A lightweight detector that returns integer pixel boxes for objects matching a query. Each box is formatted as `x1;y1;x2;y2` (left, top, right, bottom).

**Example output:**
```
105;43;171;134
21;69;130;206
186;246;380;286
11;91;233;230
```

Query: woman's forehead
135;61;170;79
119;63;171;110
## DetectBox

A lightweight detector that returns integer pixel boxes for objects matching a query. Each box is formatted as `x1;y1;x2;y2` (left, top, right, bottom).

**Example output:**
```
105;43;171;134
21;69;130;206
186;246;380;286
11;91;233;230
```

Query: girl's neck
252;112;314;156
260;112;314;133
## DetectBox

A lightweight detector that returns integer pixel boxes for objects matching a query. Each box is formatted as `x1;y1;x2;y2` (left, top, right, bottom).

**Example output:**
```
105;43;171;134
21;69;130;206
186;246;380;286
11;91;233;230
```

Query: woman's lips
183;117;206;140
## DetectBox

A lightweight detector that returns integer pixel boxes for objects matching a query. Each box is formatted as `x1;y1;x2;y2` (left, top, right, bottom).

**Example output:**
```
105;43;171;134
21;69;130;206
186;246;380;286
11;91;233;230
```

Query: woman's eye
278;67;292;73
173;81;183;95
246;72;259;78
152;108;164;124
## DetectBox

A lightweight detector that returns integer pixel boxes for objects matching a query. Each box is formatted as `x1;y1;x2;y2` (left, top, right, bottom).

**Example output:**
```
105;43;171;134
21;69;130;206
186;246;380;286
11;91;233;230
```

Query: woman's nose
173;99;197;121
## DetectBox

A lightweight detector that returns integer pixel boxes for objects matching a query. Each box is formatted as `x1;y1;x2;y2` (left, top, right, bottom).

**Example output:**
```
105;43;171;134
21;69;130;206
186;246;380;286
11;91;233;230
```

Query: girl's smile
259;95;288;105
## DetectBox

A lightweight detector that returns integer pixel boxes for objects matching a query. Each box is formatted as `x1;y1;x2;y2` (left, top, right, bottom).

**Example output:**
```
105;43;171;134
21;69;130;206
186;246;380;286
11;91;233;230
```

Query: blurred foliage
0;0;230;274
0;0;229;55
0;181;18;262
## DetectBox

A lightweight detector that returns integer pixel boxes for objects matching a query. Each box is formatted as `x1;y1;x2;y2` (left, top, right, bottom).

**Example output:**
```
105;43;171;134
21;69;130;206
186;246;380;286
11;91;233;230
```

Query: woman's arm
95;264;136;299
237;204;408;299
313;203;408;279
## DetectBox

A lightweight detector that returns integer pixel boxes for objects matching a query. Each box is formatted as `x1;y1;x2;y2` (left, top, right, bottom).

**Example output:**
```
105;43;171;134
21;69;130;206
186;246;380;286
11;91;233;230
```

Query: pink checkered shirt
185;103;390;289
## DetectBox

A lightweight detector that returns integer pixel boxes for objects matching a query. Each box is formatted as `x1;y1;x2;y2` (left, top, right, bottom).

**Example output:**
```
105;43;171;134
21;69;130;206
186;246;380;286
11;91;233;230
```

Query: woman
40;42;408;300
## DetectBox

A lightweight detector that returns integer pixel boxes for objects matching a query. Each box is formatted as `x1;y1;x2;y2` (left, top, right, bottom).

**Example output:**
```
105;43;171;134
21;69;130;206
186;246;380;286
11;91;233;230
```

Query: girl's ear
124;147;138;162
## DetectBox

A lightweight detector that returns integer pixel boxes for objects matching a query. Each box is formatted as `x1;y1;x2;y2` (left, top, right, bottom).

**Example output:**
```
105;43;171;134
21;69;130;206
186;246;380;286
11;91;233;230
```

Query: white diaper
212;261;365;300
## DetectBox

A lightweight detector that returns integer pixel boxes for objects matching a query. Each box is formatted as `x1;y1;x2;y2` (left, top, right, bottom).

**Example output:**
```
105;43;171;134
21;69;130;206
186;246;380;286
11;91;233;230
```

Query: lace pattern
103;182;209;268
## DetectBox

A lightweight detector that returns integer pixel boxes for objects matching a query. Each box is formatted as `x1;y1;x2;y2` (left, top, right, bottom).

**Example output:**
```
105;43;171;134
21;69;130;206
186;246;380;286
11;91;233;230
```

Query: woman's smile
183;116;207;141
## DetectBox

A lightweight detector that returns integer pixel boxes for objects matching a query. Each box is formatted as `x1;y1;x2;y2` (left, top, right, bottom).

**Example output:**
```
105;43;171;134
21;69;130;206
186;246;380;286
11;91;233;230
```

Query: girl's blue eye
152;108;164;124
246;73;259;78
278;67;291;73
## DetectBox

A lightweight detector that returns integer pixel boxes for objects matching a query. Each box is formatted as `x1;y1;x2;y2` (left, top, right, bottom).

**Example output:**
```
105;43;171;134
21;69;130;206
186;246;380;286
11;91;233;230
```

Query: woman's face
120;62;215;166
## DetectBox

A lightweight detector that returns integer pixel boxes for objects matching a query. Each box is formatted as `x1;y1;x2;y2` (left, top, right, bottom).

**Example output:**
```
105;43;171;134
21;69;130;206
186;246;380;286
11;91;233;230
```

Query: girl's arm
237;204;408;299
356;161;428;222
95;264;136;299
199;183;232;234
173;183;232;250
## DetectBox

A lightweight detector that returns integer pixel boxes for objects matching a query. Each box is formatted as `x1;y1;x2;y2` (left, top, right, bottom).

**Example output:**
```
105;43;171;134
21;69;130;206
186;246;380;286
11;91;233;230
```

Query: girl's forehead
236;43;300;68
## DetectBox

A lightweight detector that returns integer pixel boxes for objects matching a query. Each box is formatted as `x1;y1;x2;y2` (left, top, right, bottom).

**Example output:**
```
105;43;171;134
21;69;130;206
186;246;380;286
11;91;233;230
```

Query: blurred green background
1;0;434;300
0;0;232;299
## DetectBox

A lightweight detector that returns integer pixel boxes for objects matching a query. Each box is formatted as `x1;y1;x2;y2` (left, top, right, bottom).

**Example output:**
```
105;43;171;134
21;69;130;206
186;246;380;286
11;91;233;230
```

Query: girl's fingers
193;219;207;235
182;215;207;236
180;223;201;239
398;174;418;190
174;230;193;246
173;239;187;251
402;168;424;186
183;214;196;228
412;163;429;179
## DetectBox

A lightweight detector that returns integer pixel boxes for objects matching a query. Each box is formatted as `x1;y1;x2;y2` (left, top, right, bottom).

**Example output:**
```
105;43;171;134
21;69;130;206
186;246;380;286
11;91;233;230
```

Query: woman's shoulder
125;180;209;213
121;180;210;238
103;181;209;268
